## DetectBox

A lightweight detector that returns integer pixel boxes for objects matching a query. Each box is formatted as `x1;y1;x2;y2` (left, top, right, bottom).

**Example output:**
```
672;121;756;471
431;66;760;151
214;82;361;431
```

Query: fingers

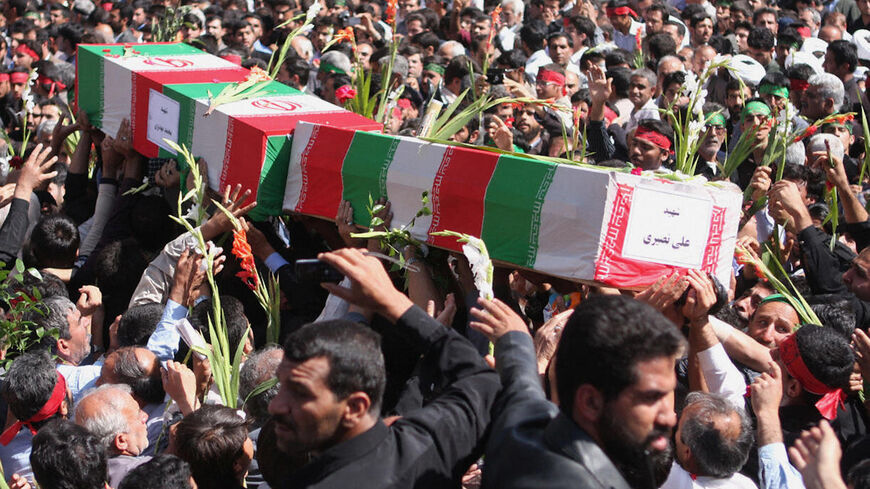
426;299;436;317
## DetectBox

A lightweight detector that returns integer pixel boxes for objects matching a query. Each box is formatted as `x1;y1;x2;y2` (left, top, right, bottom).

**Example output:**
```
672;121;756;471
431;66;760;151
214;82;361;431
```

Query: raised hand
14;144;57;200
201;184;256;240
469;297;530;343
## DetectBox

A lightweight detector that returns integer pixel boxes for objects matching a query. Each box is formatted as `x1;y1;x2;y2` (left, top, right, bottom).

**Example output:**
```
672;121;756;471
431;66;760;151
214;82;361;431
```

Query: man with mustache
470;294;684;489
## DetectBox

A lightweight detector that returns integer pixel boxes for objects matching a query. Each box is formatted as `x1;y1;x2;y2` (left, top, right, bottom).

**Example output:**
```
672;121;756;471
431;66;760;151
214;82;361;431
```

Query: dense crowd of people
1;0;870;487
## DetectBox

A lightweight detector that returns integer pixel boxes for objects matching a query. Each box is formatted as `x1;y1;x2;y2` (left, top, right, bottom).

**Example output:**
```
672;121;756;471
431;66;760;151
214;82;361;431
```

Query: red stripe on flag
427;146;500;251
294;124;356;219
131;68;248;157
131;74;159;157
220;118;267;202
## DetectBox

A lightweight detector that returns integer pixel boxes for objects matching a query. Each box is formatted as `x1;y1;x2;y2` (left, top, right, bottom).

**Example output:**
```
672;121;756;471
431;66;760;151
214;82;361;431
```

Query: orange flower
232;229;260;291
334;27;355;45
385;0;398;25
792;124;817;143
490;6;502;30
830;113;855;124
635;30;642;51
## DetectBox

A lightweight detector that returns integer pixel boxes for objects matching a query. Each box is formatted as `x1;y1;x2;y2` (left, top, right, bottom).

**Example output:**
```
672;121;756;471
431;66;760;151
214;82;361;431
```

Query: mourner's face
747;301;799;348
269;356;348;453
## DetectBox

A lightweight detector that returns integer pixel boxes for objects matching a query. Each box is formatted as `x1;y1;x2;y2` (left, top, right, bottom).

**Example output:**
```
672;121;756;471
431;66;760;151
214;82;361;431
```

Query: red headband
779;333;845;420
10;72;29;84
606;6;637;17
0;73;10;82
537;69;566;87
796;26;811;38
397;98;412;109
790;78;810;91
635;126;672;151
38;75;67;98
0;372;67;446
14;44;39;61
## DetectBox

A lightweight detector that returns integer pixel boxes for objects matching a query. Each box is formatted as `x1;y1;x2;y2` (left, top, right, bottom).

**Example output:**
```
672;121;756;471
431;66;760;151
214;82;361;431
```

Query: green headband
424;63;445;75
758;293;807;326
823;121;853;134
706;112;727;127
759;83;789;99
319;61;347;75
741;101;772;121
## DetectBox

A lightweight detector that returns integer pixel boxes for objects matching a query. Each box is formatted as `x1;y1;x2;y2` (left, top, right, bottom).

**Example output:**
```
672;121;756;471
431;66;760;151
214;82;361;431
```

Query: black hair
519;18;547;52
794;324;854;392
708;35;733;55
555;295;684;414
647;32;677;61
690;12;712;27
174;405;251;489
568;15;596;47
191;295;249;357
31;419;107;489
662;70;686;90
117;304;165;347
282;55;310;87
786;63;816;82
747;26;775;51
777;26;803;51
411;31;440;52
496;49;527;69
605;49;632;68
107;347;166;404
118;454;193;489
29;214;79;269
760;71;789;88
2;351;65;426
752;6;777;24
608;66;632;98
807;295;856;339
283;319;386;413
827;40;859;73
92;238;151;311
847;459;870;489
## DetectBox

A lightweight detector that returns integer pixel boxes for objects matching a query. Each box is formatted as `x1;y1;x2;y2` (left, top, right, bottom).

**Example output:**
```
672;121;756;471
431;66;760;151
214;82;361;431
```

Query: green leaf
242;378;279;408
14;260;23;274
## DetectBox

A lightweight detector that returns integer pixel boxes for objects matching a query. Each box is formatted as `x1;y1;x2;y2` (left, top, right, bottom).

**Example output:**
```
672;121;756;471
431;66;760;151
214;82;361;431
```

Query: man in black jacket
267;248;500;489
469;294;685;489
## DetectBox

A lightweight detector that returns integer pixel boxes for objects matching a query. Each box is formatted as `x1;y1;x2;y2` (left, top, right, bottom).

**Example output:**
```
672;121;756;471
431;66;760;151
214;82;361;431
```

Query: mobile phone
295;259;345;283
347;16;362;25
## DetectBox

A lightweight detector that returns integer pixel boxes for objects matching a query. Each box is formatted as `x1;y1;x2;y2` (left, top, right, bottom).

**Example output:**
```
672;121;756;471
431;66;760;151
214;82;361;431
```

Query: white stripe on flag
384;138;448;242
532;165;612;280
216;93;344;118
283;122;317;211
107;53;240;72
101;60;133;139
189;100;230;191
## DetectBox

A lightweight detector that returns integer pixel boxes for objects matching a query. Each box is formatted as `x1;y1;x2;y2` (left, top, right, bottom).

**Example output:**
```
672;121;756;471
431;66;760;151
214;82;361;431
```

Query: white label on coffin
621;185;713;269
107;53;240;72
147;89;180;153
215;94;345;117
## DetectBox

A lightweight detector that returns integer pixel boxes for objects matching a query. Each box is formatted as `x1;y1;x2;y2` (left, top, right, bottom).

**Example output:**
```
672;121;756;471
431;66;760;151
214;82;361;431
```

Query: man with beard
472;294;684;489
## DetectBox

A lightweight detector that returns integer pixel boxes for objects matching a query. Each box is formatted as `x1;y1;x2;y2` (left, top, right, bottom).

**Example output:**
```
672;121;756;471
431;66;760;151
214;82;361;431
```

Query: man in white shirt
607;0;645;53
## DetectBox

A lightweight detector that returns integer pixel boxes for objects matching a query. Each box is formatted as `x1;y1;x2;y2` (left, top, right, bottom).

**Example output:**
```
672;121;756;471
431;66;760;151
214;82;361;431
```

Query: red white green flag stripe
284;122;742;287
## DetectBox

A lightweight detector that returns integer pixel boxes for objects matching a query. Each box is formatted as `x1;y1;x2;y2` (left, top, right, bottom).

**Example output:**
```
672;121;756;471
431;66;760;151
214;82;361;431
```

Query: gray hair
801;8;821;25
439;40;466;58
680;392;754;478
632;68;657;88
785;142;808;166
501;0;523;16
23;296;75;353
657;55;684;70
809;73;845;109
807;133;845;161
239;346;283;426
73;384;134;453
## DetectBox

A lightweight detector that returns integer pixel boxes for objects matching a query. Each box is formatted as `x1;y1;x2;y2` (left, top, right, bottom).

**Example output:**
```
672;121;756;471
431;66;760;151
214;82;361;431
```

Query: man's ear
341;392;372;428
785;376;802;401
56;338;71;357
572;384;605;424
114;432;129;453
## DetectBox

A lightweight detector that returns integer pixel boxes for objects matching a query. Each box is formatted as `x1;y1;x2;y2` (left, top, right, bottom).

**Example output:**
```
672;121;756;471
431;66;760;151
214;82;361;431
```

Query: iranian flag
284;122;742;288
159;81;381;219
76;43;248;156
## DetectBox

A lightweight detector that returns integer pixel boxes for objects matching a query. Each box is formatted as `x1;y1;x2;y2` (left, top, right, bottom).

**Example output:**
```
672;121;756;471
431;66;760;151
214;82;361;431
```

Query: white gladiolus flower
306;1;321;21
461;237;494;300
682;72;699;98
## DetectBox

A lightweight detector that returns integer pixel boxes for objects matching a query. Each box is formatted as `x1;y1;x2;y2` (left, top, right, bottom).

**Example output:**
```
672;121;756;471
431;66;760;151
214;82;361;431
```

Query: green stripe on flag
341;132;400;225
77;48;105;127
78;43;203;58
481;155;557;268
250;134;294;220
